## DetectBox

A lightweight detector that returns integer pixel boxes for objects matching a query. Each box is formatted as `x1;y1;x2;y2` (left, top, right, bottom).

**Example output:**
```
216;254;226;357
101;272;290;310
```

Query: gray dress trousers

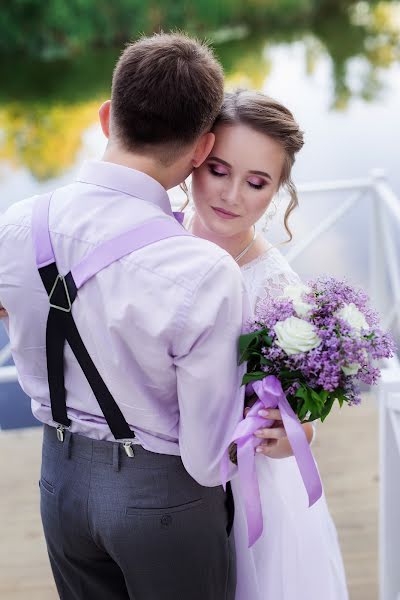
39;425;236;600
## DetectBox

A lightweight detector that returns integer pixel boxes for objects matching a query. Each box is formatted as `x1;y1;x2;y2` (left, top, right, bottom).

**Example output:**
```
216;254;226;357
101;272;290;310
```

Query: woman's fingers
255;439;278;454
258;408;282;421
254;426;286;440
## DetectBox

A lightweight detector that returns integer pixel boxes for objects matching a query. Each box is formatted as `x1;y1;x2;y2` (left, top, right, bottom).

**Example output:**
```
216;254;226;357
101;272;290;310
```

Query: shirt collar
76;160;174;218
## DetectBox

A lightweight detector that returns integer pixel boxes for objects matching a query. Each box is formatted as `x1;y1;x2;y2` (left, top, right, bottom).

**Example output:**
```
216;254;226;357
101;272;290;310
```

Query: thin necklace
234;225;257;263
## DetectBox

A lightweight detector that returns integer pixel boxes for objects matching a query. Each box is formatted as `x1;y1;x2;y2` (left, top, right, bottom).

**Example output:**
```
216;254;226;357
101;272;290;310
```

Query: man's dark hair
111;32;224;158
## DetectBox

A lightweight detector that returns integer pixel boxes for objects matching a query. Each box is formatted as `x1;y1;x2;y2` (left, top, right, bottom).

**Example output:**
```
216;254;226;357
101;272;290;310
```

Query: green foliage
0;0;371;59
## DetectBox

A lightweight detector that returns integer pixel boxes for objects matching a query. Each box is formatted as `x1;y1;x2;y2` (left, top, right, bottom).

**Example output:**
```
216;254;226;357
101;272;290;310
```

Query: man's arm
173;255;251;487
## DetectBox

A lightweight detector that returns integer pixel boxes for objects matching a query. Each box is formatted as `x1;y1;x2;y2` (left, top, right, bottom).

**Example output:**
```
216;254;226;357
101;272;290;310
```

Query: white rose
341;363;360;376
341;350;367;376
336;303;369;333
274;316;322;356
282;284;314;318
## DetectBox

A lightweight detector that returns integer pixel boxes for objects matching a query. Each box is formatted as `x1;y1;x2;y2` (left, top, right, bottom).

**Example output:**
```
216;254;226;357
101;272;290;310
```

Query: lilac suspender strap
32;192;191;291
32;192;191;442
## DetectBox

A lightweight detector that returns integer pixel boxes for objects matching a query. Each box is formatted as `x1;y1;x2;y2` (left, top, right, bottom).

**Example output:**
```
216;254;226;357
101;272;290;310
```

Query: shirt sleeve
173;254;252;487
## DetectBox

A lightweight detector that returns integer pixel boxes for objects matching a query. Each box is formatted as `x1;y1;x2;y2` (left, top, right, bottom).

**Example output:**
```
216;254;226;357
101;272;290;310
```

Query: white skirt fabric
232;454;349;600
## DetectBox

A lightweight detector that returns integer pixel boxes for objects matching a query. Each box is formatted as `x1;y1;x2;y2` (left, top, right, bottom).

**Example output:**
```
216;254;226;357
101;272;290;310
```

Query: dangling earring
262;197;280;234
179;180;191;212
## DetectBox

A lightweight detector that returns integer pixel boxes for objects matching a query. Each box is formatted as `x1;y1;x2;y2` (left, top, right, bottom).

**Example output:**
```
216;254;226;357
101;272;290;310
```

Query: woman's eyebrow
249;169;272;181
208;156;231;167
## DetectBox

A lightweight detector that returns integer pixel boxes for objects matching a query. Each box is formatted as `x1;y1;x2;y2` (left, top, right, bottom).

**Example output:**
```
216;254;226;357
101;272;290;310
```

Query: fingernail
256;447;263;453
258;410;269;417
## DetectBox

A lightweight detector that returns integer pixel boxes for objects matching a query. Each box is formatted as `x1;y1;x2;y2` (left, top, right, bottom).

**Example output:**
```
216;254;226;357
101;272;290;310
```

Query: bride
181;89;349;600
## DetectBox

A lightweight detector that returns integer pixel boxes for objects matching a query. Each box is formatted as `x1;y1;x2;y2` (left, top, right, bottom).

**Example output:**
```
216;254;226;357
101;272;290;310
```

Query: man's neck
102;147;175;190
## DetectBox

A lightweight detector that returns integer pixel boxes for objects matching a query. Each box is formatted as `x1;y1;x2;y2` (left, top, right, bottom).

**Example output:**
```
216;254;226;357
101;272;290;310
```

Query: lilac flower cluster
243;276;396;416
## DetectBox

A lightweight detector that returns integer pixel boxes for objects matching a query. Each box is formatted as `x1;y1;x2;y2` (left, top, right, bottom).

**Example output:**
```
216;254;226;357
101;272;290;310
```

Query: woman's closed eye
208;163;268;190
248;176;267;190
208;164;228;177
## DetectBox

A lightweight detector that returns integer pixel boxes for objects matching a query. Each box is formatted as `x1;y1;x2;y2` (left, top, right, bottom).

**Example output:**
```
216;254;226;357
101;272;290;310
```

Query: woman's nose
221;180;240;206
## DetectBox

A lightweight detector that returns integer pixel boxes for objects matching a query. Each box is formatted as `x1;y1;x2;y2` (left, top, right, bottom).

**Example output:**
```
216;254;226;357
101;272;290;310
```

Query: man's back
0;160;248;485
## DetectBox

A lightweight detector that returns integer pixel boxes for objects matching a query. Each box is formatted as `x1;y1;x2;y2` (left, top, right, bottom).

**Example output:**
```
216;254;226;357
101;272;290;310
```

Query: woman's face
191;123;286;237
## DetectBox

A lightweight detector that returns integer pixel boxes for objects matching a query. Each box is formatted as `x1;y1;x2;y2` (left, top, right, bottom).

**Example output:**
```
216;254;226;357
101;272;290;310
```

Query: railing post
370;169;388;313
379;362;400;600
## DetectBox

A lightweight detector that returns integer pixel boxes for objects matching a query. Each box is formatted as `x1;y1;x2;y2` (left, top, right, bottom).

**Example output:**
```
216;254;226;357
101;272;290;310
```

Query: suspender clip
56;425;66;442
123;442;134;458
49;275;72;313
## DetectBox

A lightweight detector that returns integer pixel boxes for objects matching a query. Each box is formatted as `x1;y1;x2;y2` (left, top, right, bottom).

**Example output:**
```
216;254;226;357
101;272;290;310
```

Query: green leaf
295;386;308;400
320;395;335;422
238;331;262;364
242;371;267;385
260;356;273;366
262;335;273;347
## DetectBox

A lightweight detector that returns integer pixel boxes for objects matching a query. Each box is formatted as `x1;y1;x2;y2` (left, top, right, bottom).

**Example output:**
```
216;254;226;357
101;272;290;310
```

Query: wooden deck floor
0;397;378;600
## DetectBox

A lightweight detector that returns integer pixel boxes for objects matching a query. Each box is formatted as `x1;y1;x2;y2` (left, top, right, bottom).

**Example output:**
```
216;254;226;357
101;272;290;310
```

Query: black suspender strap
38;262;135;440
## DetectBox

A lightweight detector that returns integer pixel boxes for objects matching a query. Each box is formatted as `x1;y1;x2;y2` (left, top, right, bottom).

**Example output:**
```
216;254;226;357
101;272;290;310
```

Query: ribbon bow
221;375;323;547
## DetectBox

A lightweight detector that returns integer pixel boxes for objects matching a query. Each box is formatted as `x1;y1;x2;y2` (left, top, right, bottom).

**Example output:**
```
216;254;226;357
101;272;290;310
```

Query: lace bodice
240;247;301;314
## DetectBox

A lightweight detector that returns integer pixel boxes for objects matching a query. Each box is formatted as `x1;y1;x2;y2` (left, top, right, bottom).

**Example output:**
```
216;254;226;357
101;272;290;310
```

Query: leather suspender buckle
49;275;72;313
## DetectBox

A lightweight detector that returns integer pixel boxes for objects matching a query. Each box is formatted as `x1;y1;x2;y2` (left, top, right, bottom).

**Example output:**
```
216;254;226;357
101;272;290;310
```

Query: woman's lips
211;206;240;219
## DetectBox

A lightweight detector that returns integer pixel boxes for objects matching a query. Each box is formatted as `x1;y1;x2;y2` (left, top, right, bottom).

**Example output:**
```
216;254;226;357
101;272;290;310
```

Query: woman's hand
0;306;8;319
247;407;287;458
246;406;314;459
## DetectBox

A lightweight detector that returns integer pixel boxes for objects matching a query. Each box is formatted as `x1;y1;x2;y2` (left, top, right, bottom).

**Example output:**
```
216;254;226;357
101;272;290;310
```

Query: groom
0;34;252;599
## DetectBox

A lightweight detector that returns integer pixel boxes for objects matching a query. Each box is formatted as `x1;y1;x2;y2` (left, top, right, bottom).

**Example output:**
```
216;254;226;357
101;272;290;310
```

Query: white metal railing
0;342;16;383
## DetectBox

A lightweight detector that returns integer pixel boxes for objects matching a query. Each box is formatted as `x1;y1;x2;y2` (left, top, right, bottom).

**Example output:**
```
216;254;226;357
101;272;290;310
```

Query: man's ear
192;132;215;168
99;100;111;139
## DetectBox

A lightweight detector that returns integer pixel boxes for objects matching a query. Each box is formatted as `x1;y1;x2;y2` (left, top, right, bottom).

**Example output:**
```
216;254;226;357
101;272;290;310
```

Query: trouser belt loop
113;443;120;472
63;429;72;460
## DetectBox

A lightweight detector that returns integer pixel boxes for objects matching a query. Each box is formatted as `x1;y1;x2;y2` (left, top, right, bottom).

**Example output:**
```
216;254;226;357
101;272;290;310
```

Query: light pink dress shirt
0;161;250;486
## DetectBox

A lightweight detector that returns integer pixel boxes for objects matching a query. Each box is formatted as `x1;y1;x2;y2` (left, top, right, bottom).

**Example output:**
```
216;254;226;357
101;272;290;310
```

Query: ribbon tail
237;438;264;547
279;394;323;506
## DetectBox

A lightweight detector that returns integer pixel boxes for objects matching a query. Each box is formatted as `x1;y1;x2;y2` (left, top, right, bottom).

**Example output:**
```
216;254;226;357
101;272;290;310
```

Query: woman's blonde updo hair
214;90;304;242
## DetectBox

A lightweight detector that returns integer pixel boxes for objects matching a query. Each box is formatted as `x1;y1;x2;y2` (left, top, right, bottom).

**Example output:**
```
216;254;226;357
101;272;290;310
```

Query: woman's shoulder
241;245;301;309
241;245;300;281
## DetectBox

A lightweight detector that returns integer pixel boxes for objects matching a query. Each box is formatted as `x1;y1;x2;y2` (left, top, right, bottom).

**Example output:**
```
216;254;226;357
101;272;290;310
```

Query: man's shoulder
160;232;243;291
0;194;37;230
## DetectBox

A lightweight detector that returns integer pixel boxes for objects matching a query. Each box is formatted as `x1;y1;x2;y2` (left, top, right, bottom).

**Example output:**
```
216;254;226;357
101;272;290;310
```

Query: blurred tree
0;100;100;180
1;0;399;180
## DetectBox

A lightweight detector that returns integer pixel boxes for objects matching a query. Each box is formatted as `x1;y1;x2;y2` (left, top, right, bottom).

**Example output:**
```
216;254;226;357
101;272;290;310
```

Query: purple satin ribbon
221;375;323;547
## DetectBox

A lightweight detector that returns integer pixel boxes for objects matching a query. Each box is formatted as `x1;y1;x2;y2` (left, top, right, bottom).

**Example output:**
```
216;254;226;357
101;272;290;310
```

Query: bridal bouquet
239;276;395;421
222;276;395;547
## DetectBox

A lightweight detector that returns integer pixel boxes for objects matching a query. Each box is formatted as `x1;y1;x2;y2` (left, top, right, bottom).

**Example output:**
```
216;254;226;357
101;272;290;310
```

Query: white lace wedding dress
233;246;349;600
